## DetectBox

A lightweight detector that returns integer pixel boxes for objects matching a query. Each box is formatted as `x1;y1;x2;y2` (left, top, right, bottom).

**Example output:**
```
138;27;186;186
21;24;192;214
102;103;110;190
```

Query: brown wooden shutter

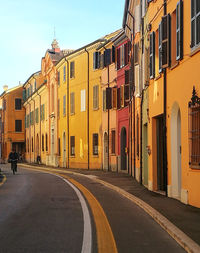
112;45;115;63
112;87;117;109
117;48;120;70
106;87;112;109
120;85;125;107
125;69;130;84
176;0;183;60
117;88;121;109
162;14;171;68
124;84;130;102
124;43;128;65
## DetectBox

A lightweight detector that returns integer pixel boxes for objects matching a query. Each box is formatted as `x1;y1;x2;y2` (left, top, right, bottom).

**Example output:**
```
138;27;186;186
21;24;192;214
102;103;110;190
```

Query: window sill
93;108;99;111
70;113;75;116
70;155;75;158
190;45;200;57
190;164;200;170
93;154;99;158
170;62;179;70
154;74;161;81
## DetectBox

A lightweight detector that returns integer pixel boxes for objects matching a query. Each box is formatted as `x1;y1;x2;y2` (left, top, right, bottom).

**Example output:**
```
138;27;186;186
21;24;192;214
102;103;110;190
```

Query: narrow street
0;164;185;253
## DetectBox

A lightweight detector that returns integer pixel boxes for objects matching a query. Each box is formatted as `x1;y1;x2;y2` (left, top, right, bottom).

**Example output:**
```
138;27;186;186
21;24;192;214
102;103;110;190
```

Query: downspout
64;58;70;169
163;0;168;196
85;48;90;170
140;89;144;184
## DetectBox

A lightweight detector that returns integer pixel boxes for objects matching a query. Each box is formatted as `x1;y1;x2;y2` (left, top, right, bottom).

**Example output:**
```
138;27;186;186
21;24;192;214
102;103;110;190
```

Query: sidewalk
7;163;200;251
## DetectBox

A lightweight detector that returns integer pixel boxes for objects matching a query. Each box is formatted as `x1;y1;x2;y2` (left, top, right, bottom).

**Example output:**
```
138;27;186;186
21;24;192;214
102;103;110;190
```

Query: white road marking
54;174;92;253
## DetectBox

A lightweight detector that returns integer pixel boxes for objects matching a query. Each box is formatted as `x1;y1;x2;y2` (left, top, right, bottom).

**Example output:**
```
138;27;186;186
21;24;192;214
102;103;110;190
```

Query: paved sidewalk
2;163;200;252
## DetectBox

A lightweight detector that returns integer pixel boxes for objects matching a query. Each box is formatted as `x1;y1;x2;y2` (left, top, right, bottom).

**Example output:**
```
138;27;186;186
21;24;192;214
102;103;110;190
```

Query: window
70;92;75;114
63;66;66;82
40;104;45;121
30;111;34;125
27;138;29;153
106;87;112;110
58;99;60;118
3;100;6;111
120;85;125;108
158;23;162;72
22;89;26;102
93;85;99;110
104;49;111;67
93;52;100;70
15;98;22;110
46;133;48;151
42;134;44;151
15;120;22;132
149;32;155;79
93;133;98;155
111;130;116;154
34;80;37;91
58;71;60;85
70;136;75;156
191;0;200;49
81;89;86;112
134;43;139;64
120;44;124;68
35;108;39;123
162;14;171;68
70;61;75;78
136;114;139;158
176;0;183;60
188;87;200;169
112;87;117;109
63;95;66;117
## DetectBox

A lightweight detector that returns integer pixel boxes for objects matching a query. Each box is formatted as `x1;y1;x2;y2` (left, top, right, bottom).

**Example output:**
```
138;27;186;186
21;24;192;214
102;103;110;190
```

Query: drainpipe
140;89;144;184
163;0;168;196
64;58;70;169
85;48;90;170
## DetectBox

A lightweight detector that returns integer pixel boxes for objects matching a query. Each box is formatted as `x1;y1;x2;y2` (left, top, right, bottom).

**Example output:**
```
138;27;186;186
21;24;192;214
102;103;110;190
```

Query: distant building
0;85;25;161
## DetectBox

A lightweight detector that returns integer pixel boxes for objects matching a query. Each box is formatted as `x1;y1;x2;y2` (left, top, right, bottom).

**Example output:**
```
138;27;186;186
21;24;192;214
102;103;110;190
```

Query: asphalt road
0;164;185;253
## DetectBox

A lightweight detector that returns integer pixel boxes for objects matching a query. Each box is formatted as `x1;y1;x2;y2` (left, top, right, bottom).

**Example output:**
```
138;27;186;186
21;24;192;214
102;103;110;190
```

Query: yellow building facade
148;0;200;207
57;30;121;170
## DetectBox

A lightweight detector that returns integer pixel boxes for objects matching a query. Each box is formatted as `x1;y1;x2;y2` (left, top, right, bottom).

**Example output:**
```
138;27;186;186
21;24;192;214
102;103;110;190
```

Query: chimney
3;85;8;91
51;38;60;53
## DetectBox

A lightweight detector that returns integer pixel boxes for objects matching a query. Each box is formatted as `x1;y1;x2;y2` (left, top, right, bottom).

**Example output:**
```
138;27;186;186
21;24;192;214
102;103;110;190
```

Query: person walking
8;148;19;174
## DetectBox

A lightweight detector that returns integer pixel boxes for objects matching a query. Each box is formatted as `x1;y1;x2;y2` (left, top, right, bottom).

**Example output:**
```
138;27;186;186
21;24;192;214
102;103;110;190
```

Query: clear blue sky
0;0;125;93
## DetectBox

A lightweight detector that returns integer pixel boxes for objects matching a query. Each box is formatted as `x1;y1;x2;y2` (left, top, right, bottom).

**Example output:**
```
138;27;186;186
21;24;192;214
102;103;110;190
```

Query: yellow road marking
21;165;118;252
0;174;7;187
60;174;118;253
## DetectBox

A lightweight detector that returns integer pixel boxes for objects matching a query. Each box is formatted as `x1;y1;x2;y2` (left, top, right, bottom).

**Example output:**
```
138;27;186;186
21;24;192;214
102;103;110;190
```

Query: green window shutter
43;104;45;120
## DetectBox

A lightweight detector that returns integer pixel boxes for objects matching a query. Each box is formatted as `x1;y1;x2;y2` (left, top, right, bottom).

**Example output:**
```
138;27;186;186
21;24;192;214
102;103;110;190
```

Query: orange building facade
0;85;25;161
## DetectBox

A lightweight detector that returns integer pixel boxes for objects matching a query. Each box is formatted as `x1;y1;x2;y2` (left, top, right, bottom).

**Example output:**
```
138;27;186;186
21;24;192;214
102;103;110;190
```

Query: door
143;124;148;186
120;127;127;170
63;132;66;168
103;132;108;170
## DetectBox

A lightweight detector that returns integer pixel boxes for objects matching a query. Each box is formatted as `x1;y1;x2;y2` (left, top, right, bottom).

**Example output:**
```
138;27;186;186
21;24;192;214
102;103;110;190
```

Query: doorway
143;124;148;186
171;103;182;199
103;132;108;170
63;132;66;167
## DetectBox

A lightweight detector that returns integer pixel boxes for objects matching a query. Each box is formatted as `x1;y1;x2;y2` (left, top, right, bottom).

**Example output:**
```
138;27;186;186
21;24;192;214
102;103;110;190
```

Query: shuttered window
125;69;130;84
117;88;121;109
112;87;117;109
70;136;75;156
104;49;111;67
93;85;99;110
42;134;44;151
40;104;45;121
112;45;115;63
117;48;121;70
35;108;39;123
150;32;155;79
15;120;22;132
120;85;125;108
46;133;48;152
106;87;112;110
103;90;106;111
162;14;171;68
176;0;183;60
70;92;75;115
134;43;139;64
158;23;162;73
15;98;22;110
63;95;66;116
58;138;61;156
191;0;200;49
93;133;98;155
93;52;100;70
22;90;26;102
70;61;75;78
124;43;128;66
124;84;130;102
63;66;66;82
